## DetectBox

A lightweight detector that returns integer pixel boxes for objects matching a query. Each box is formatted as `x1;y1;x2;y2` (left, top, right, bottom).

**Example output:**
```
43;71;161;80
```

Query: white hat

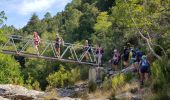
114;49;117;52
56;34;59;37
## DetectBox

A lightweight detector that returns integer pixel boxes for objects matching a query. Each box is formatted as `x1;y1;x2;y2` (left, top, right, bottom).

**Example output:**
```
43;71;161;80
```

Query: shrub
46;65;80;88
88;81;97;93
112;73;125;91
0;53;24;85
102;77;112;90
151;57;170;99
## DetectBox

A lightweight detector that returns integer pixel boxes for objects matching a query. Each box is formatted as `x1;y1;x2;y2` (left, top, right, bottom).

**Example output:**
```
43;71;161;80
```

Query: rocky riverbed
0;84;85;100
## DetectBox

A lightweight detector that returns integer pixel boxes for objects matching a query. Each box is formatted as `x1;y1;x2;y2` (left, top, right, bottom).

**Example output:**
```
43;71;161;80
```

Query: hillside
0;0;170;99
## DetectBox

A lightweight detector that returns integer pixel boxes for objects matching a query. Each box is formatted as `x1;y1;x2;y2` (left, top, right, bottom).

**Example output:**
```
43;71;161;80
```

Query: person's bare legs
35;45;39;55
56;48;60;57
98;55;102;66
140;72;144;85
124;61;129;67
114;65;118;71
144;73;149;81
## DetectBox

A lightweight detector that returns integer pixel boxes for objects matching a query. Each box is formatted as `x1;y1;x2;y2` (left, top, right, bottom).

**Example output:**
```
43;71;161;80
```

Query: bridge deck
1;50;98;66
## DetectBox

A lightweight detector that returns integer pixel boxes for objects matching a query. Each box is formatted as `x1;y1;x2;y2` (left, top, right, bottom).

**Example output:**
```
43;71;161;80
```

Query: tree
44;12;52;20
23;13;41;35
0;11;7;25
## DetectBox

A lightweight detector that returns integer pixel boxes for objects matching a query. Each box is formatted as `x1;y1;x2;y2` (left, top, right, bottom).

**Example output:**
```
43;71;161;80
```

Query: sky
0;0;72;29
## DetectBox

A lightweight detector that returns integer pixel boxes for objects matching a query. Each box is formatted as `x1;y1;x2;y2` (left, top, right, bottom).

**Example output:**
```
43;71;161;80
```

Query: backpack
132;51;136;58
141;59;149;68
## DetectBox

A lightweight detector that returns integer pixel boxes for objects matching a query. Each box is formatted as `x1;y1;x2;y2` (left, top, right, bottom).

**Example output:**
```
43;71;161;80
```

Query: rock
115;92;133;99
0;84;44;100
121;66;135;73
0;96;9;100
60;97;81;100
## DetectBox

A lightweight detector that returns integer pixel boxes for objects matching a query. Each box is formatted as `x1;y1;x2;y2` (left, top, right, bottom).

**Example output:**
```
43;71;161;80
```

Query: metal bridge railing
0;35;98;66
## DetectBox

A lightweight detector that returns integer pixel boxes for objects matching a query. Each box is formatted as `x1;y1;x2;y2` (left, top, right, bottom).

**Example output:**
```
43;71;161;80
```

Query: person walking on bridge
83;40;92;61
55;34;64;57
33;32;41;55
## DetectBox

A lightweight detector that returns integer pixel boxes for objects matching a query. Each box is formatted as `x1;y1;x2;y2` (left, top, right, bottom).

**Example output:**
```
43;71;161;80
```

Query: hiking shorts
113;60;119;65
55;43;60;48
34;41;39;46
140;66;149;73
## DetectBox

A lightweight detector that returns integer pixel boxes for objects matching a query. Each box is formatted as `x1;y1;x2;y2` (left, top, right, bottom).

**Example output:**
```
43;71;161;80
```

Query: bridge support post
88;67;105;83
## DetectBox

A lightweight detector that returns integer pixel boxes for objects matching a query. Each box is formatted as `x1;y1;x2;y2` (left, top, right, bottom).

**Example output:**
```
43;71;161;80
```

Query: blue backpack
141;59;149;68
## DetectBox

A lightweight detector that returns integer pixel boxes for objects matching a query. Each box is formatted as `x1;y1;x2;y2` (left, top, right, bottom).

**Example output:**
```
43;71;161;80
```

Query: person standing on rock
112;49;120;71
123;46;130;67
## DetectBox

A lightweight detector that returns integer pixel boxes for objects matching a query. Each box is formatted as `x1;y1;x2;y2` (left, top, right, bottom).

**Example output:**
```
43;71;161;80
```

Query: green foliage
22;59;54;90
0;11;7;25
151;57;170;99
47;65;80;88
112;73;125;91
102;77;112;90
88;80;97;93
0;53;23;85
0;29;7;44
80;66;90;80
94;12;112;32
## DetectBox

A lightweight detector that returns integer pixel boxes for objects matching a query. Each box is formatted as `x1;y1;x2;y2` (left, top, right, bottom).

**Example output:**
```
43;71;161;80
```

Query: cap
142;55;147;59
114;49;117;52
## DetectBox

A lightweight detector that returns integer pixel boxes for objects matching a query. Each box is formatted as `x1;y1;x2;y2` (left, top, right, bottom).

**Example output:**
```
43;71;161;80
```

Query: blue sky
0;0;72;29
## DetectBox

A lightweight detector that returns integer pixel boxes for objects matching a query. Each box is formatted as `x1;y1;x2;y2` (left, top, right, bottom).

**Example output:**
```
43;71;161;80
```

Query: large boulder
0;84;44;100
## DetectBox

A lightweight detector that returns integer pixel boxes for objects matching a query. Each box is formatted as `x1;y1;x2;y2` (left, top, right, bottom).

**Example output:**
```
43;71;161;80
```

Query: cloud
14;0;71;15
18;0;55;15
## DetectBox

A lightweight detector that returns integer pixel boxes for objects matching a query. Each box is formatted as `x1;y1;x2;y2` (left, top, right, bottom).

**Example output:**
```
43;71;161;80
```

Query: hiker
33;32;41;55
112;49;120;71
123;46;130;67
55;34;64;57
139;55;150;85
95;44;104;66
135;48;143;72
129;48;136;67
83;40;91;61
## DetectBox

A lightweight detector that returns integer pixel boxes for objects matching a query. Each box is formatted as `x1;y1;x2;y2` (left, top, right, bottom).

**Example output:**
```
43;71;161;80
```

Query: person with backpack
139;55;150;85
123;46;130;67
33;32;41;55
95;44;104;66
112;49;120;71
55;34;64;57
129;48;136;67
135;48;143;72
83;40;91;61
